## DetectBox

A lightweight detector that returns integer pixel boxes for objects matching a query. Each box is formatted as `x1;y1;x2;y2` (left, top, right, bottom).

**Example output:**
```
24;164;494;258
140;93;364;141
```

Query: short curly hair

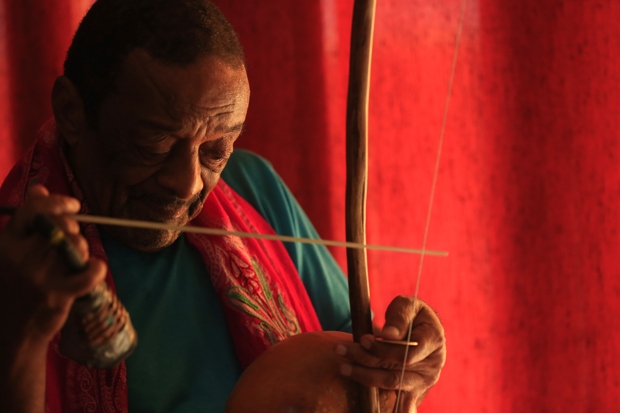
64;0;246;127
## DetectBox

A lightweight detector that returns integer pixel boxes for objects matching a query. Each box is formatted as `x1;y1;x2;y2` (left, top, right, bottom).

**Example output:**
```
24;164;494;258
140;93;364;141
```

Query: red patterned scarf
0;120;322;412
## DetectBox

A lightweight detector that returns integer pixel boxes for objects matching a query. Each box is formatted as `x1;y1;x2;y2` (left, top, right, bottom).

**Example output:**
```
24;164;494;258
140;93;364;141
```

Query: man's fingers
0;186;107;344
380;390;417;413
339;296;447;410
382;296;445;338
340;334;443;370
368;335;432;366
9;193;81;237
46;257;107;296
62;230;90;264
23;237;104;296
7;188;88;270
380;296;446;364
339;360;430;392
381;295;420;340
26;183;50;198
52;215;81;235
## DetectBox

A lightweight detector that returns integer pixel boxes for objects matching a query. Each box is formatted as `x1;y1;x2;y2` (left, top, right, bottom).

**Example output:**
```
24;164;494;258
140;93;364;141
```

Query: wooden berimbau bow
344;0;379;411
345;0;468;410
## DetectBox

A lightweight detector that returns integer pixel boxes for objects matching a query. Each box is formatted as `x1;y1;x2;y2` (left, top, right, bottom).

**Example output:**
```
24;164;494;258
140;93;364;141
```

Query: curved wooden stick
345;0;378;411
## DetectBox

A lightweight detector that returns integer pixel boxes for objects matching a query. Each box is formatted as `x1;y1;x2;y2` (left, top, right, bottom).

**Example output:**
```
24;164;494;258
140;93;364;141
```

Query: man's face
70;50;250;252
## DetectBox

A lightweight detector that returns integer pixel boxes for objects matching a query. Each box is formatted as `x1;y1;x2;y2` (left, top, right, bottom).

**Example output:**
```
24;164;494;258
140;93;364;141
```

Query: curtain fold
1;0;619;411
0;0;91;167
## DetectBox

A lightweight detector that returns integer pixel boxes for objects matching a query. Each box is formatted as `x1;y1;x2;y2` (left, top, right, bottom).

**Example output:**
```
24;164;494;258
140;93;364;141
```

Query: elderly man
0;0;446;412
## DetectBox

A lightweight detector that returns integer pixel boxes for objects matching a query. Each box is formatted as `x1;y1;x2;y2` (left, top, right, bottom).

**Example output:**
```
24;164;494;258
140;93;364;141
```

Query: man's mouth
124;188;207;224
135;202;189;222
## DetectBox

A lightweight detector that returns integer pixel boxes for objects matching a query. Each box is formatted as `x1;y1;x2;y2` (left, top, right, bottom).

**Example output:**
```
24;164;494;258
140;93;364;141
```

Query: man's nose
156;144;204;200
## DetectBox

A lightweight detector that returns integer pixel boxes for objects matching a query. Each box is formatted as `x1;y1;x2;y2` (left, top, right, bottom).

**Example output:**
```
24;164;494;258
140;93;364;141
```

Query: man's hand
0;184;105;341
335;296;446;412
0;184;106;413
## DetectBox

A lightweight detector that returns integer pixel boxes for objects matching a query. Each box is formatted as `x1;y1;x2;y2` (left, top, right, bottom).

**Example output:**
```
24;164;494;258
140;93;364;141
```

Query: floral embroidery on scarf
227;259;301;344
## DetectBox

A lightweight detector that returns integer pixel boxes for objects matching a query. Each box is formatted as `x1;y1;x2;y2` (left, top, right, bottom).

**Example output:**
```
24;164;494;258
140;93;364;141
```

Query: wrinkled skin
58;50;250;251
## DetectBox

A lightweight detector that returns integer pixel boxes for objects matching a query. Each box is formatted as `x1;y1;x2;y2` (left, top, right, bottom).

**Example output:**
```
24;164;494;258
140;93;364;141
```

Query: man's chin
106;226;182;252
106;200;204;251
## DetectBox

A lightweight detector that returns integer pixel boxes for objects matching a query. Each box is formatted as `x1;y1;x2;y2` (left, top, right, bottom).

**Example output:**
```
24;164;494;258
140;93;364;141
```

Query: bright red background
2;0;620;411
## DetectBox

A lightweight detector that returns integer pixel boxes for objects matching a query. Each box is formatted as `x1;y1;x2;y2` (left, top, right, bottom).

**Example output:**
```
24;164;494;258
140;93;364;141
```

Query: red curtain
1;0;620;411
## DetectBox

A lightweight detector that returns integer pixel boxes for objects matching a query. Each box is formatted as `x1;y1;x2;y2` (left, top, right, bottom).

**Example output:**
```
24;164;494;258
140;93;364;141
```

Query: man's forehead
120;49;248;99
135;115;245;136
112;49;249;124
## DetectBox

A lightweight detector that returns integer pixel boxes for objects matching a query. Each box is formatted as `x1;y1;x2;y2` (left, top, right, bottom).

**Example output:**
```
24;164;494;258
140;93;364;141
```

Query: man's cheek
116;166;160;187
204;172;220;189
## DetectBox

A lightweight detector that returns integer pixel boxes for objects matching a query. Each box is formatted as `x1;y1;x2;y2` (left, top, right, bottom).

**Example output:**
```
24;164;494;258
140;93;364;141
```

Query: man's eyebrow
216;122;246;134
138;120;181;133
138;120;245;135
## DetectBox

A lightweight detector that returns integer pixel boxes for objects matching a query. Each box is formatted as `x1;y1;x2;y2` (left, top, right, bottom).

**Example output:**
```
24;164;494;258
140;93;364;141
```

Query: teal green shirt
103;149;351;412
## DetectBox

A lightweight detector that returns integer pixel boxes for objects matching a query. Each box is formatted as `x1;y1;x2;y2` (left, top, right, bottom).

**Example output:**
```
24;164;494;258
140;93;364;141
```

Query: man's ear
51;76;87;146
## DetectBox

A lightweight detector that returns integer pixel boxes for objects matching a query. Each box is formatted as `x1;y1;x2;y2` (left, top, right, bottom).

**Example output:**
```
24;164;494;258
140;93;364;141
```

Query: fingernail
339;363;352;377
382;326;400;338
361;337;372;350
68;199;81;211
335;344;347;356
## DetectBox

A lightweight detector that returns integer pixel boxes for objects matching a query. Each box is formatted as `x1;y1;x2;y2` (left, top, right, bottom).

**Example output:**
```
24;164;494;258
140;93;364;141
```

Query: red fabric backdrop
1;0;620;411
